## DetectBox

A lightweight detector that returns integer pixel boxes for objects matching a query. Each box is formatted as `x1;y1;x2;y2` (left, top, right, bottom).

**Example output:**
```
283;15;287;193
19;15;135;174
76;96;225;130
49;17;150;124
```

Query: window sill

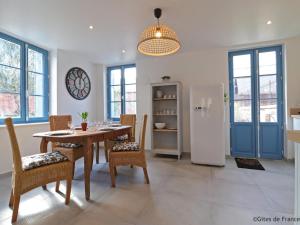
0;122;49;128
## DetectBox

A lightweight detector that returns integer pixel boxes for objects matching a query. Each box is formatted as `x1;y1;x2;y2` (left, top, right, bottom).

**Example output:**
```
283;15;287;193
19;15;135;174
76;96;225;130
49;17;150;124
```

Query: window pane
110;85;121;101
234;100;252;122
29;96;44;118
0;38;21;68
124;67;136;84
28;49;43;73
260;99;277;122
110;102;121;118
110;69;121;85
28;72;44;95
259;51;276;75
125;84;136;101
233;77;251;100
233;54;251;77
0;65;20;93
260;75;277;99
125;101;136;114
0;93;20;118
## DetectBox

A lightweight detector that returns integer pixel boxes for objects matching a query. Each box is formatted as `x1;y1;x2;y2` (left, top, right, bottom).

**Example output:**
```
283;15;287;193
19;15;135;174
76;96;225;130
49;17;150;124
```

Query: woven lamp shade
137;24;181;56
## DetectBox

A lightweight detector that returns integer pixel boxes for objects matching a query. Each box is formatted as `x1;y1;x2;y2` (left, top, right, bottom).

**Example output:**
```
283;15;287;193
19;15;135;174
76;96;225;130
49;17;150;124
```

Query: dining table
33;125;132;200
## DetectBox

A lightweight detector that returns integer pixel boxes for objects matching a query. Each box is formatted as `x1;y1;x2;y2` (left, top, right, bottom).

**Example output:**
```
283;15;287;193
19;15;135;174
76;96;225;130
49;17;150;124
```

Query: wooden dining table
33;125;132;200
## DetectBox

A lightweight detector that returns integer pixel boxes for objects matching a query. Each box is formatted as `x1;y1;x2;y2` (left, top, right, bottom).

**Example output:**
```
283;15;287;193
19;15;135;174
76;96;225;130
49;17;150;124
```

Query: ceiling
0;0;299;65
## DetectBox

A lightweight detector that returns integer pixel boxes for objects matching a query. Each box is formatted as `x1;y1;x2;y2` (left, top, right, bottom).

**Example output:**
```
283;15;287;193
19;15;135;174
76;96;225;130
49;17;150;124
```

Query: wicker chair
108;114;149;187
49;115;85;191
96;114;136;163
5;118;73;223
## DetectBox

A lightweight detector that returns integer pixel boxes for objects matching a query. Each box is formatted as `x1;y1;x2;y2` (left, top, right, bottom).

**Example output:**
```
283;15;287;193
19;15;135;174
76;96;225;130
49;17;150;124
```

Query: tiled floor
0;151;295;225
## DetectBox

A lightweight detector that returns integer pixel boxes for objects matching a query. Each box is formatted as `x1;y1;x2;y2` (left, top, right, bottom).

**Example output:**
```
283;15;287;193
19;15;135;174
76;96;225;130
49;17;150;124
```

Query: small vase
81;122;88;131
156;90;163;98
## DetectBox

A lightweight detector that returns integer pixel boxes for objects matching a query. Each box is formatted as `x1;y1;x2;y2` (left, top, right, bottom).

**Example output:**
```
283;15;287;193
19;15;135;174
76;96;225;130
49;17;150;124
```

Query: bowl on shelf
154;123;166;129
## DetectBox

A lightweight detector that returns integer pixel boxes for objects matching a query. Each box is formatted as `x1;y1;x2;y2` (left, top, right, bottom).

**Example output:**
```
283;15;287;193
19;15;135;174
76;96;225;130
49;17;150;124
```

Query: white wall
49;49;58;115
56;49;104;125
136;36;300;158
136;49;230;154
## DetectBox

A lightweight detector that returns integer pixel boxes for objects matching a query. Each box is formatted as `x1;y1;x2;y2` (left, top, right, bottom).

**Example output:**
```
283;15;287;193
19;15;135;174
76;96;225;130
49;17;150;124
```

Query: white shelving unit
151;82;182;159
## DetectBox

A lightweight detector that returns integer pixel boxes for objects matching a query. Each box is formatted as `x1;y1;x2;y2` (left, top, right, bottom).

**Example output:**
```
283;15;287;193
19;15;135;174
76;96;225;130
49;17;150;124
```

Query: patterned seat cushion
113;134;129;142
57;143;82;148
112;142;140;152
22;152;68;171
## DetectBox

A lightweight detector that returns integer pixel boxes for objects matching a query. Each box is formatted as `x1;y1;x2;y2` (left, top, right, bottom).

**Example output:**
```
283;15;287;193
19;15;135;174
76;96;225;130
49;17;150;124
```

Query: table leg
40;138;48;189
40;138;48;153
84;138;93;200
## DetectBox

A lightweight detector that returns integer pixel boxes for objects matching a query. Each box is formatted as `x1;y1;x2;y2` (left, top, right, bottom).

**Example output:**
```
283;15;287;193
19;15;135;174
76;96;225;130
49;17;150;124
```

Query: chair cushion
113;134;129;142
57;143;82;148
112;142;140;152
22;152;68;171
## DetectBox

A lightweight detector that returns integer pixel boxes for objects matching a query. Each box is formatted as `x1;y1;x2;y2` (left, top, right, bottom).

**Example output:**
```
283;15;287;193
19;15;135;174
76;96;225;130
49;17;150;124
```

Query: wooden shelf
153;114;177;116
153;98;177;101
153;129;177;132
153;148;179;155
151;82;182;159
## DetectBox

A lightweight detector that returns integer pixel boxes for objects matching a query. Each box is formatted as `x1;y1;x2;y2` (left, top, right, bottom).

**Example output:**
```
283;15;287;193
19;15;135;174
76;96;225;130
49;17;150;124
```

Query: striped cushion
57;143;82;148
22;152;68;171
112;142;140;152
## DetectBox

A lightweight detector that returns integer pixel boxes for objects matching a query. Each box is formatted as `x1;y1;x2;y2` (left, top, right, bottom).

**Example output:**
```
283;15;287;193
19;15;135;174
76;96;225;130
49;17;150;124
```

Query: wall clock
65;67;91;100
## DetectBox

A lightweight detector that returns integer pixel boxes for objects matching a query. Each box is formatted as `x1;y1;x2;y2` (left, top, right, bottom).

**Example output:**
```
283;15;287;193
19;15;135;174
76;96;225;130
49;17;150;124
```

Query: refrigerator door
190;84;225;166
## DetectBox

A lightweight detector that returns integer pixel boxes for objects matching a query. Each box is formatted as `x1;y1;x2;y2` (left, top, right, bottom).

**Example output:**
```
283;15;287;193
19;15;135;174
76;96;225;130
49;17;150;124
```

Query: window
0;32;48;124
107;64;136;120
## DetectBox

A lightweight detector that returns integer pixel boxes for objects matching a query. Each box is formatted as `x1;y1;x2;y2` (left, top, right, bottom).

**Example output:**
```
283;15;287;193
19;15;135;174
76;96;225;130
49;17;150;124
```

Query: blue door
229;46;283;159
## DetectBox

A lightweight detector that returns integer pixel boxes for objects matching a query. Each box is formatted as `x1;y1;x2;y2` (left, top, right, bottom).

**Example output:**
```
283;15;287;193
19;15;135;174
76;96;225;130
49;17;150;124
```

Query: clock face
65;67;91;100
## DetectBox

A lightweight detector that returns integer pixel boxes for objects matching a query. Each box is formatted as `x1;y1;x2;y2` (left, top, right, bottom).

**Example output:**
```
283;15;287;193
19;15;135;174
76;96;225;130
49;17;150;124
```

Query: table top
33;125;131;139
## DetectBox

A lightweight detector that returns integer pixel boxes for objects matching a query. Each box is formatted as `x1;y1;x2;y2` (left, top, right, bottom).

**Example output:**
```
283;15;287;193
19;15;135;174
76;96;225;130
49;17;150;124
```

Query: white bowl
155;123;166;129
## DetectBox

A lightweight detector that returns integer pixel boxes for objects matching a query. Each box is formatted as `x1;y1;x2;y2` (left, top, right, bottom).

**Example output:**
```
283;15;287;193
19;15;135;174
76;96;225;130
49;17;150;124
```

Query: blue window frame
0;32;49;124
107;64;136;121
228;45;284;159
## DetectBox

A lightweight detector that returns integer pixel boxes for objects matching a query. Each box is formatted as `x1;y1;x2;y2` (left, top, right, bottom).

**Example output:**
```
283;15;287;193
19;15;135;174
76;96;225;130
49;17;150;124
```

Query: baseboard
0;171;11;178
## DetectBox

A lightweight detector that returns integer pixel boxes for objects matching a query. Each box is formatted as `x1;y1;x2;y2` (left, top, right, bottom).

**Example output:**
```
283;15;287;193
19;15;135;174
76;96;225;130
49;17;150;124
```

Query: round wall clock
65;67;91;100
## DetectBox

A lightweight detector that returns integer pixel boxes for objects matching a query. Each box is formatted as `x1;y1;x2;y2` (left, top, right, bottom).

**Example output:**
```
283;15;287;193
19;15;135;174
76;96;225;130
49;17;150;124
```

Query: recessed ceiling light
122;49;126;53
89;25;94;30
267;20;272;25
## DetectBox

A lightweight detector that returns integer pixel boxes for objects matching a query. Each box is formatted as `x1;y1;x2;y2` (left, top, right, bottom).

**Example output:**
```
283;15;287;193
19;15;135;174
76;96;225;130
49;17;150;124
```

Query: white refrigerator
190;84;225;166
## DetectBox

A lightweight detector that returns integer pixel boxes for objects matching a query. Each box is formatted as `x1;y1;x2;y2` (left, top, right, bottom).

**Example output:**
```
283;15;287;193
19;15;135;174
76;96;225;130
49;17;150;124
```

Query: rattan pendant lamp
137;8;181;56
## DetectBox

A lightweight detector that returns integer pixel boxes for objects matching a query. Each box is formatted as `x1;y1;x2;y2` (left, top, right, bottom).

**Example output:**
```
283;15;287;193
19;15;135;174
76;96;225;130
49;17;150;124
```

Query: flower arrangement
79;112;88;131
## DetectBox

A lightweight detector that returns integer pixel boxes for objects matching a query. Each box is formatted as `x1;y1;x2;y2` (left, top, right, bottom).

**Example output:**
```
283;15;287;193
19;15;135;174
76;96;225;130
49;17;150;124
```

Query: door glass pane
28;72;44;95
29;96;44;118
260;75;277;99
110;102;121;118
260;99;277;122
0;65;20;93
0;38;21;68
125;101;136;114
124;67;136;84
233;77;251;100
0;93;20;118
125;84;136;101
234;100;252;122
110;69;121;85
28;49;43;73
233;54;251;77
110;85;121;101
259;51;276;75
